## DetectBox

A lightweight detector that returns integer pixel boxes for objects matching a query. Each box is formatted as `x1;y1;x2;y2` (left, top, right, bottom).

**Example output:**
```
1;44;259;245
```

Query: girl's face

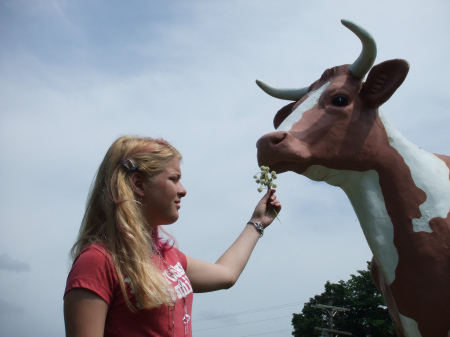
141;157;187;227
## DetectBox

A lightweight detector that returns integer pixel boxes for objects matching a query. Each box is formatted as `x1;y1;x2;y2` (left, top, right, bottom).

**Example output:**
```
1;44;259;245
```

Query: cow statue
255;20;450;337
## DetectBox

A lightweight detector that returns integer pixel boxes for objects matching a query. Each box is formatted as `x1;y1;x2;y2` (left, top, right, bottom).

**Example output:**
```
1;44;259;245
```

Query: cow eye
332;96;348;107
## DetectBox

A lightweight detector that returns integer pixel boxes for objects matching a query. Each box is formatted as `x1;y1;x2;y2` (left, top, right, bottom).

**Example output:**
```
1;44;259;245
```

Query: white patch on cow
276;82;330;132
399;314;422;337
303;165;398;284
380;112;450;233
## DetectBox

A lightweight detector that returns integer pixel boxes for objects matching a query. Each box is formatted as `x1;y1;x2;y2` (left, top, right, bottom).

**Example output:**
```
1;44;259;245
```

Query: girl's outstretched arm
186;189;281;292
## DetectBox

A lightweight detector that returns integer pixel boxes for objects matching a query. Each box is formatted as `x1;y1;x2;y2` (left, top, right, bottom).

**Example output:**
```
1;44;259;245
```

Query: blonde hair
71;135;181;311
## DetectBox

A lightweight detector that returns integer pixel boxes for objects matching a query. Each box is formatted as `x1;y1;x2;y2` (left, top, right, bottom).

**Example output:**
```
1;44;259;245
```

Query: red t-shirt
65;244;193;337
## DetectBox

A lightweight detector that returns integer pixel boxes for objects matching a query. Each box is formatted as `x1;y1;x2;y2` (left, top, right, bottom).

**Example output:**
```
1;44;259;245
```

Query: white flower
254;166;279;193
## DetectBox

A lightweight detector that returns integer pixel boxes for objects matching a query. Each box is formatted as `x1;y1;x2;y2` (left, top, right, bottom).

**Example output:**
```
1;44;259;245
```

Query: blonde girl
64;135;281;337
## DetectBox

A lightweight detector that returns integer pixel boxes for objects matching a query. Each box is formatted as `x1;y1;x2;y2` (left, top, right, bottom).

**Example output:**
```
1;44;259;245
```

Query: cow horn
255;79;308;101
342;19;377;80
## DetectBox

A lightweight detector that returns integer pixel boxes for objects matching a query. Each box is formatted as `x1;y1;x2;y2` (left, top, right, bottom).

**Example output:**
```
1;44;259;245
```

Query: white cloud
0;254;31;273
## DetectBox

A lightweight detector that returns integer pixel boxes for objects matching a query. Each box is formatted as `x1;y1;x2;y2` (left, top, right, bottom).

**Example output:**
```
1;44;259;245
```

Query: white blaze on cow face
276;82;330;132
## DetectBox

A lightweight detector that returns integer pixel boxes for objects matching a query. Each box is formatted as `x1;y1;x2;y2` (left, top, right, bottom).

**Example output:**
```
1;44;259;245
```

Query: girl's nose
178;183;187;197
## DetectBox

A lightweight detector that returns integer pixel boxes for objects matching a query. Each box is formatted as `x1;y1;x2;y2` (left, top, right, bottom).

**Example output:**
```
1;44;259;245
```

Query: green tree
292;262;396;337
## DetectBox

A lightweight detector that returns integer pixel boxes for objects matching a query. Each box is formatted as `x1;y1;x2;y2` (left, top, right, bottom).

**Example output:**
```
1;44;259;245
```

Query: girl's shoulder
73;243;113;267
65;243;118;303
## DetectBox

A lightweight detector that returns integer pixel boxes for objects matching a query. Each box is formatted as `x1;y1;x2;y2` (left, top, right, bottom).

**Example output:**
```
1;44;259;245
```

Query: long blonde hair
71;135;181;311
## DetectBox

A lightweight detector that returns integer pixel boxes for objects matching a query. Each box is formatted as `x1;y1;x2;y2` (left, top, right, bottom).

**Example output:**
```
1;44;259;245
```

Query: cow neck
378;112;450;233
303;165;399;285
302;112;450;286
376;113;450;337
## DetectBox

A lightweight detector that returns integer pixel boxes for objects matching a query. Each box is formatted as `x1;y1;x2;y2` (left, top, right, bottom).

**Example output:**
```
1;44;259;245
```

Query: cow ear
361;59;409;108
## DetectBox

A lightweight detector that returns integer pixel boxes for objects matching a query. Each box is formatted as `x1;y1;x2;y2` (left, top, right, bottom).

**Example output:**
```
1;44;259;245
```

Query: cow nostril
270;132;287;145
257;132;288;151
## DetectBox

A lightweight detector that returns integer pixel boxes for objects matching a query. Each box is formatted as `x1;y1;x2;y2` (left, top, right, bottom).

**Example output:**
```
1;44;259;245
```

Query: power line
195;301;306;322
331;313;392;325
196;296;386;324
196;295;387;324
193;299;390;337
238;328;293;337
193;315;291;332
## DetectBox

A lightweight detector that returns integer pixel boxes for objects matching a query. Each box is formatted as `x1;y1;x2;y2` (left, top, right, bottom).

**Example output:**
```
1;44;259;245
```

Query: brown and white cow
256;20;450;337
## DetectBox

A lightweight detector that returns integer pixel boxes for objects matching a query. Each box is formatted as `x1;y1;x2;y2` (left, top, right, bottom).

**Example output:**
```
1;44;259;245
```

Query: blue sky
1;1;449;336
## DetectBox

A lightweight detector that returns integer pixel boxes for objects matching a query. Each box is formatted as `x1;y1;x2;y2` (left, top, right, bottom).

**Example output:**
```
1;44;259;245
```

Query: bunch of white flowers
254;166;277;193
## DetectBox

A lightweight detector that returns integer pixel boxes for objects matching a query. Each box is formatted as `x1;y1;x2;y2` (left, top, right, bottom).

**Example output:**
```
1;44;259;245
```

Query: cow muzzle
256;131;312;174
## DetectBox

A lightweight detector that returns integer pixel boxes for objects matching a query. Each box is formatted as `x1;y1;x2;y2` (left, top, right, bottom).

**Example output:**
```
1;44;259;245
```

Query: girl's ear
130;172;146;197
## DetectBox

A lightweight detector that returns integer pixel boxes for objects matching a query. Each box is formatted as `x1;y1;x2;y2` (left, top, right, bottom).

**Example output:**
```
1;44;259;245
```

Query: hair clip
120;156;139;172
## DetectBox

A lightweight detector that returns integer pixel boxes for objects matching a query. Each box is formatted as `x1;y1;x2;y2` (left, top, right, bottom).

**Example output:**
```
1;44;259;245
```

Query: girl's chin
147;213;180;227
162;215;180;226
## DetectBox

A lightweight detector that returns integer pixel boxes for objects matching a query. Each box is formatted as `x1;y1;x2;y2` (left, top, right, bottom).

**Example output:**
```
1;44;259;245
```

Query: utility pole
312;298;352;337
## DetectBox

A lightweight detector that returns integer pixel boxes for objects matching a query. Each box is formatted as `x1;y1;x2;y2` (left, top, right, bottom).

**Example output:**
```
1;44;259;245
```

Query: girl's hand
249;189;281;228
